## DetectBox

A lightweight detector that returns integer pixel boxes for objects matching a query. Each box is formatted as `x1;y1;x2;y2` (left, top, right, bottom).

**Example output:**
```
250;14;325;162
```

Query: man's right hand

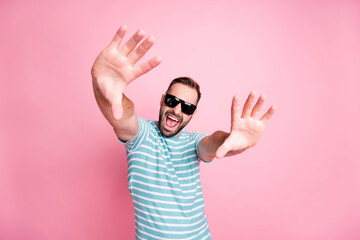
91;25;162;120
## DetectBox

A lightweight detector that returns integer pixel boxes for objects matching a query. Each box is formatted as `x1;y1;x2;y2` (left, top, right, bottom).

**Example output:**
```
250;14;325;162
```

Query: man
91;25;276;239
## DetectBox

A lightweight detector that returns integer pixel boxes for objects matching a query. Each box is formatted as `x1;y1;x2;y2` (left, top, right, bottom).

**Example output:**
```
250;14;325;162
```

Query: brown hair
166;77;201;103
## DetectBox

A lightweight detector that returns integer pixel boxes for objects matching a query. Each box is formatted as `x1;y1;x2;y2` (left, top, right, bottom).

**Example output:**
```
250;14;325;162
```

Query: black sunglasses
164;93;197;115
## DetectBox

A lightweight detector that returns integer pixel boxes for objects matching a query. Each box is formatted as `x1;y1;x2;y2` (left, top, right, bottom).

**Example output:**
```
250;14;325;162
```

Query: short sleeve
118;117;150;152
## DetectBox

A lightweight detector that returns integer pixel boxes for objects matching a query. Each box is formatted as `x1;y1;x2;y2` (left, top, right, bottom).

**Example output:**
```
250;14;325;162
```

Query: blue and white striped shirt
119;117;212;239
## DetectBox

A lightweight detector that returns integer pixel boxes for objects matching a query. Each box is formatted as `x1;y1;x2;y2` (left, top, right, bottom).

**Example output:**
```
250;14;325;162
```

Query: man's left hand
215;91;276;158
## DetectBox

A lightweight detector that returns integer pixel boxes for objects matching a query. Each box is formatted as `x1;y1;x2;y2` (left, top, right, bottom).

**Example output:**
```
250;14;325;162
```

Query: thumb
111;95;123;120
215;140;231;159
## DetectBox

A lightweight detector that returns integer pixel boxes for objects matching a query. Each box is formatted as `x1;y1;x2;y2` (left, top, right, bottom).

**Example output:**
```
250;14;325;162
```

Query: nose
173;103;182;116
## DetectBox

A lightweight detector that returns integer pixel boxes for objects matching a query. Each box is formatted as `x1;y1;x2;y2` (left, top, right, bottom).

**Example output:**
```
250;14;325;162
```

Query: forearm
92;78;138;141
199;131;228;161
198;131;247;161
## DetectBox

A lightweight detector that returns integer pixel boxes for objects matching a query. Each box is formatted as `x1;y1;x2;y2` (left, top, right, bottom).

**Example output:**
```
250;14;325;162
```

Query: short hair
166;77;201;104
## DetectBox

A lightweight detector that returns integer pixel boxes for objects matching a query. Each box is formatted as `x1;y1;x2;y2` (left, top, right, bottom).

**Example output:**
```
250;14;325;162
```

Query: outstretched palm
91;25;161;120
216;92;276;158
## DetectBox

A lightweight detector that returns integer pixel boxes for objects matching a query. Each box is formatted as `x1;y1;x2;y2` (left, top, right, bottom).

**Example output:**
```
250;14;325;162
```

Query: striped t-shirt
119;117;212;239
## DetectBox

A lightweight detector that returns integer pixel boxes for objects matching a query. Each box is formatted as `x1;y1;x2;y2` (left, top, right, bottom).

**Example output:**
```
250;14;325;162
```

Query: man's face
158;83;198;137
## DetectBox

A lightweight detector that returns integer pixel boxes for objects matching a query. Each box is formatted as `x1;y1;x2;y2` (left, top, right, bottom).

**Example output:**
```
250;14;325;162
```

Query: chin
159;123;179;138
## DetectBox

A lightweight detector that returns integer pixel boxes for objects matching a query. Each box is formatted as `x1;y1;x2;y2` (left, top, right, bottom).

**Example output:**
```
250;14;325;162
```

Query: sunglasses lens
164;94;179;107
181;103;196;115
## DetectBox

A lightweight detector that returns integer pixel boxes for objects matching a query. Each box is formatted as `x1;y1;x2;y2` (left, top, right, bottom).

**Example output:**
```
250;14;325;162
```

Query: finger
215;140;231;159
250;94;266;119
133;56;162;79
231;95;241;124
127;35;156;65
260;105;277;125
119;29;146;56
112;104;123;120
108;25;127;49
241;91;257;118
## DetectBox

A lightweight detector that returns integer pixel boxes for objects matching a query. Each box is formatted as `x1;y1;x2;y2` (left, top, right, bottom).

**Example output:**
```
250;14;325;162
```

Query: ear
160;94;165;106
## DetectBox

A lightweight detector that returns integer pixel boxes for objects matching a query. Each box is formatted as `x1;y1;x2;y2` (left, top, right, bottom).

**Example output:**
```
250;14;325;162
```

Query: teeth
168;115;179;122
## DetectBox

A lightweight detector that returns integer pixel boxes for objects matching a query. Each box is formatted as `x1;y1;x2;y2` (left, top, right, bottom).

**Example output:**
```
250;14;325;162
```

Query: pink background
1;0;359;239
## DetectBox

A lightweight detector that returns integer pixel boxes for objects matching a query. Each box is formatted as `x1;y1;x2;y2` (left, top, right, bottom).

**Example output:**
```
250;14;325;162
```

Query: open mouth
165;114;180;130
